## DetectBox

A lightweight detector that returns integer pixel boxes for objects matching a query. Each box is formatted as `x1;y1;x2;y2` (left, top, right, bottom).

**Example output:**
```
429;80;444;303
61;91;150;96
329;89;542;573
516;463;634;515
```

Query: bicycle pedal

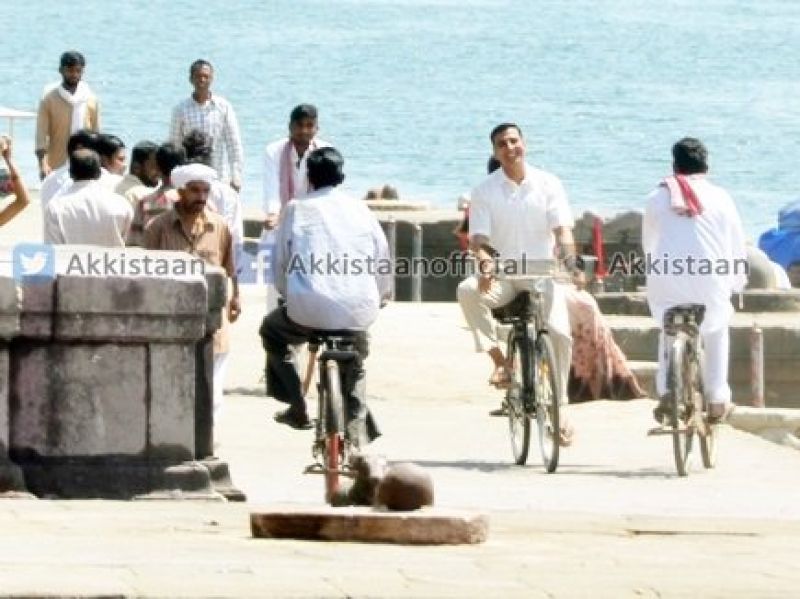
303;463;325;475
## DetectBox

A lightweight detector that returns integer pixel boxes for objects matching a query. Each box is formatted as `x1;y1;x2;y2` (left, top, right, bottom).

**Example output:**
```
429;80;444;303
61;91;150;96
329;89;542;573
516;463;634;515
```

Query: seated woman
564;271;646;402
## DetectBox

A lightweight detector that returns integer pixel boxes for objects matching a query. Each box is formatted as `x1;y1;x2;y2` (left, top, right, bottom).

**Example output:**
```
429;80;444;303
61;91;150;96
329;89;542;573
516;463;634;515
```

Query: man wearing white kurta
644;137;747;423
261;104;329;310
457;123;576;444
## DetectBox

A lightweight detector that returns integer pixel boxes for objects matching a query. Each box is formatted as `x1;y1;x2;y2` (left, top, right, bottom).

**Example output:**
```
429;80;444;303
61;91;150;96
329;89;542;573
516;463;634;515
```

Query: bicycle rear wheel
506;332;531;465
323;359;345;503
534;333;560;473
668;335;694;476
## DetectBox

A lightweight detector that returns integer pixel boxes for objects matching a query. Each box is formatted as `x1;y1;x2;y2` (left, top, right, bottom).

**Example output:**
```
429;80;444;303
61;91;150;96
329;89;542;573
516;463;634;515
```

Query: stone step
627;360;658;399
596;290;800;315
250;506;488;545
607;313;800;408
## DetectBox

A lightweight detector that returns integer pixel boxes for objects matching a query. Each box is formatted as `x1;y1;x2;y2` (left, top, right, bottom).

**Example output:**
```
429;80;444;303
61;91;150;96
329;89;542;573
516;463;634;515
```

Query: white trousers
457;275;572;405
655;325;731;405
213;351;230;421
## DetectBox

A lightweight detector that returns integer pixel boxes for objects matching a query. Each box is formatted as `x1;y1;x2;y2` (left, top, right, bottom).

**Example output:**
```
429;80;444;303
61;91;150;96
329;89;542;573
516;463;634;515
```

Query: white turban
171;164;217;189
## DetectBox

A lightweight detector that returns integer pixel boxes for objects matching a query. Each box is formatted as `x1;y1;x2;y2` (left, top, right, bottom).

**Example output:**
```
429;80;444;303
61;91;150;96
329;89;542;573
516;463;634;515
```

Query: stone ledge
728;407;800;450
250;506;488;545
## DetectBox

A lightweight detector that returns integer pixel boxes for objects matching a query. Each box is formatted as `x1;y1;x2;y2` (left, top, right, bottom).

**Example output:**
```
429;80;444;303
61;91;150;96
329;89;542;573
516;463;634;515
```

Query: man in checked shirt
169;59;244;192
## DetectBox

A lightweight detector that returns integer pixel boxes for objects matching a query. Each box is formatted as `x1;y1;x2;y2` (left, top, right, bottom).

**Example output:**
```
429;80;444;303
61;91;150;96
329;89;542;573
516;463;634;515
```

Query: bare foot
488;365;513;388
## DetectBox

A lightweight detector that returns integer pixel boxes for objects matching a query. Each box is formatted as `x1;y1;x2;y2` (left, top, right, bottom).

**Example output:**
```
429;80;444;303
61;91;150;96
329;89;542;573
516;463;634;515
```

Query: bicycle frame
304;333;360;502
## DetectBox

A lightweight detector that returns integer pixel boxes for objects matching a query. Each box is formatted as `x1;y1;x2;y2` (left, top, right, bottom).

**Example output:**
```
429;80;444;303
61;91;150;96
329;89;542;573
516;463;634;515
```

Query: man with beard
143;163;241;425
36;51;100;180
114;141;160;206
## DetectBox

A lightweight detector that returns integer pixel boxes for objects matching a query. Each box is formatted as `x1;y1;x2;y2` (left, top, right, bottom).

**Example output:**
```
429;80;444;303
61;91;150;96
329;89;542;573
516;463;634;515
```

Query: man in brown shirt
36;51;100;179
143;163;241;422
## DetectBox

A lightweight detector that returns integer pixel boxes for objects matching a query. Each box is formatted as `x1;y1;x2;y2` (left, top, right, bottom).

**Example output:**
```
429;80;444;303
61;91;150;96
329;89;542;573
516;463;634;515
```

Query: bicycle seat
491;292;532;323
663;303;706;332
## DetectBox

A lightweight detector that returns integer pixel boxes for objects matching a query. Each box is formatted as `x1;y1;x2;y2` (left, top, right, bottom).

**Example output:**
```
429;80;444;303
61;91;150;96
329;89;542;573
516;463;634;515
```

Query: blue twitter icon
13;243;55;282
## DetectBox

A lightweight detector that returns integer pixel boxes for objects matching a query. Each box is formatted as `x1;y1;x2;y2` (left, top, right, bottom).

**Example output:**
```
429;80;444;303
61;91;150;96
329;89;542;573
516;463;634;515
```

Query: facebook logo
12;243;55;282
237;241;274;285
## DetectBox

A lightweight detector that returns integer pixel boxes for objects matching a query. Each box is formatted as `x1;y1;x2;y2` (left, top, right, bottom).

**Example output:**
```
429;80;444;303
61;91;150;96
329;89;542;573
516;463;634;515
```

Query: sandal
558;424;575;447
488;367;513;389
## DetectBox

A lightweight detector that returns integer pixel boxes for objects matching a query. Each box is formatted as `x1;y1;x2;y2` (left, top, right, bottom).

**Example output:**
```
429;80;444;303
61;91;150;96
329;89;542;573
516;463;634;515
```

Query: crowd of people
0;49;761;450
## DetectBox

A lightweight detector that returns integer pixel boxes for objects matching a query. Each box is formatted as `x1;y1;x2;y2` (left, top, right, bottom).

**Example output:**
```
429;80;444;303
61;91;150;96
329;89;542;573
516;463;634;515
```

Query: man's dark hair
156;142;187;179
66;129;99;155
69;149;101;181
672;137;708;175
95;134;126;162
189;59;213;77
490;123;523;145
182;129;213;167
130;141;159;168
487;156;501;174
307;147;345;188
60;51;86;68
290;104;318;124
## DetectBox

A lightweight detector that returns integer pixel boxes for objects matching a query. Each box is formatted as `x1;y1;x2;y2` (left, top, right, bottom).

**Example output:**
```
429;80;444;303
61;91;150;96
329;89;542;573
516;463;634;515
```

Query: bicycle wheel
506;332;531;465
667;335;694;476
534;333;560;473
323;359;345;503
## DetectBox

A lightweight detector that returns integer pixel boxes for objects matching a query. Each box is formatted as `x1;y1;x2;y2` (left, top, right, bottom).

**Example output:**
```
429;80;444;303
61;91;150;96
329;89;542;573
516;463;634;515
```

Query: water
2;0;800;240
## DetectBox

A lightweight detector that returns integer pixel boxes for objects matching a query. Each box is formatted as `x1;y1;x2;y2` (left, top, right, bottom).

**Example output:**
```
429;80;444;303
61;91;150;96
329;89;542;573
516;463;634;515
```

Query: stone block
18;279;54;339
149;343;195;461
0;346;8;451
250;507;489;545
0;276;20;340
55;275;207;342
10;343;147;457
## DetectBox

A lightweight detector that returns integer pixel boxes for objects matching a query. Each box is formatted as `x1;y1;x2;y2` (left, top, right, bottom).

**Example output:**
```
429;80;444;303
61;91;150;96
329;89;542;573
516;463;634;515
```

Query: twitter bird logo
13;243;55;282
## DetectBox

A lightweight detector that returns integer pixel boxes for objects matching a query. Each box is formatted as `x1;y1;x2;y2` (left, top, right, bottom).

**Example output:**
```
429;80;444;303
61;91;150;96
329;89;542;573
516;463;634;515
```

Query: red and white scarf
278;139;319;208
661;174;703;217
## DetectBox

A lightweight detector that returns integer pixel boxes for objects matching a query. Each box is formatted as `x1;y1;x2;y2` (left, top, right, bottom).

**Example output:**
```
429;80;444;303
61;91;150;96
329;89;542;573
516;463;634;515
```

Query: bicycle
302;330;360;503
491;263;565;472
648;303;717;476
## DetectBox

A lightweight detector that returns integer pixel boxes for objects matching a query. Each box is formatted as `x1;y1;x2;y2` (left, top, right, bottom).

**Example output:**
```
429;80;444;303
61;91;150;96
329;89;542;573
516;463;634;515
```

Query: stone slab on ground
250;506;488;545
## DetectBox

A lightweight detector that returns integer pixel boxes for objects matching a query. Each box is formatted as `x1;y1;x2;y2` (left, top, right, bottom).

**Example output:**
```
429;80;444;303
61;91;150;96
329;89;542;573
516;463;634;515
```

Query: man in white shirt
260;147;390;444
261;104;329;309
457;123;576;444
170;59;244;191
40;129;98;210
644;137;747;423
44;149;133;246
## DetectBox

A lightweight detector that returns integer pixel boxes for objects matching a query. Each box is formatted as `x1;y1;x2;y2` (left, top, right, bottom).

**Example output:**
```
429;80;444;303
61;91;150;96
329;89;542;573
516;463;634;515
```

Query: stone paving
2;289;800;597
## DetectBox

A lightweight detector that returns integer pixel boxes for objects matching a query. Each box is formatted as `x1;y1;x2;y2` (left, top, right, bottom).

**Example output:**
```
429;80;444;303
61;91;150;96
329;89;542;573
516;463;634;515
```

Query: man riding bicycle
644;137;747;425
259;147;391;446
456;123;578;445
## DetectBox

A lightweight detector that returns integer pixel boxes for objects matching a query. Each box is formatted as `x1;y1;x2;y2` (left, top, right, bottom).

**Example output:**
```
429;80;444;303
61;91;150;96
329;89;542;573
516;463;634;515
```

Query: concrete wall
0;246;235;499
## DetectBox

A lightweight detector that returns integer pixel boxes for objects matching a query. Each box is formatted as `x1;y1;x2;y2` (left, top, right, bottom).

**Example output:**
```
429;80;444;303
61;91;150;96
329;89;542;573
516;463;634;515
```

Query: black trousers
259;307;380;446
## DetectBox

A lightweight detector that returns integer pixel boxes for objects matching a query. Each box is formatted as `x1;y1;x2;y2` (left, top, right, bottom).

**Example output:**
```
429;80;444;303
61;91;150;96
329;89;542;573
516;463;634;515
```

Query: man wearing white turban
144;162;241;431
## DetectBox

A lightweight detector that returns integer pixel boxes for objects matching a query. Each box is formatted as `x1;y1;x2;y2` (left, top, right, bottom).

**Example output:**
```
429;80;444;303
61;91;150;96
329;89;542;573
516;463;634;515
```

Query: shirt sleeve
372;215;392;300
168;104;183;146
43;205;64;244
271;202;294;297
224;102;244;185
262;145;281;215
35;96;49;153
221;224;235;280
727;196;748;293
90;97;100;131
468;185;491;240
545;175;574;230
642;188;662;256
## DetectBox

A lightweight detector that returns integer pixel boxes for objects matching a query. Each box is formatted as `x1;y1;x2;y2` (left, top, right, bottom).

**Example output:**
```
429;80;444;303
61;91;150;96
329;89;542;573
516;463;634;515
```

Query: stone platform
250;506;488;545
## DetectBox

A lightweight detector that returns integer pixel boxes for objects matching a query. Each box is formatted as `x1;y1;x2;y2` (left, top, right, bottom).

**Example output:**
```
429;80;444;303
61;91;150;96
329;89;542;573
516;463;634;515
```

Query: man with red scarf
644;137;747;424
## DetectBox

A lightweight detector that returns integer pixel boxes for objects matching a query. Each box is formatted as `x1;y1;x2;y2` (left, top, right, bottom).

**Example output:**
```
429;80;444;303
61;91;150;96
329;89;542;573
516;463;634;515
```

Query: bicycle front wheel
323;359;345;503
668;335;694;476
506;331;531;465
534;333;560;473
